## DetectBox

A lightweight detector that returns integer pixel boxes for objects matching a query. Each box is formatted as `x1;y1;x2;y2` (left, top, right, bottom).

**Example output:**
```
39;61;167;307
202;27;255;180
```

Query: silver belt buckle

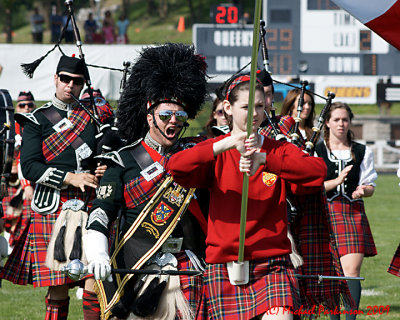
161;237;183;253
62;199;85;211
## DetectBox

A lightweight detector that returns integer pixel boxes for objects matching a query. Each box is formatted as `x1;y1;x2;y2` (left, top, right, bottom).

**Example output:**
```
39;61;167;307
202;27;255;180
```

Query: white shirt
330;145;378;187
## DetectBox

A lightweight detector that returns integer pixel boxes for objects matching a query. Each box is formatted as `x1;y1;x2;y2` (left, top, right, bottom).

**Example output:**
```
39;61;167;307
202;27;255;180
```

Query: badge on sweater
262;172;277;186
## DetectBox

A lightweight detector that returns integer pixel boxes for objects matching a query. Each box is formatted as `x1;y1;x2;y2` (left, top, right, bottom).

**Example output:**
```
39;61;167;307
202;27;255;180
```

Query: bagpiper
14;55;114;320
83;43;209;320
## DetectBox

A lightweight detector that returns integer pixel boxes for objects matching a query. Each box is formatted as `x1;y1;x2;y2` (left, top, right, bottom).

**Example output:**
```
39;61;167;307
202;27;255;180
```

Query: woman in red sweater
167;74;327;320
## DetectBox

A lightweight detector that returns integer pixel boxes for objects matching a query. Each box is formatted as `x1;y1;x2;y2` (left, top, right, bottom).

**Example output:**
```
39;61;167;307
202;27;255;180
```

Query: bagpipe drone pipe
63;0;124;155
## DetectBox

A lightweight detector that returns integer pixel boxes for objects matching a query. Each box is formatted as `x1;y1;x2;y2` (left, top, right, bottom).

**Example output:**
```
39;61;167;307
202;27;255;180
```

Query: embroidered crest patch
97;183;115;200
262;172;277;187
151;201;174;226
163;182;185;206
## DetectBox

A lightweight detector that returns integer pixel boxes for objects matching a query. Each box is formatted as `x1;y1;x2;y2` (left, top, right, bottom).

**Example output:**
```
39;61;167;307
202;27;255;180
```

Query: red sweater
167;134;327;264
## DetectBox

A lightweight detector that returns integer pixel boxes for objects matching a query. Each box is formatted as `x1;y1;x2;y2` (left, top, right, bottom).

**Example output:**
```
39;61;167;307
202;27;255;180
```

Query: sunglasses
215;109;224;116
58;74;85;86
156;110;188;122
18;102;35;108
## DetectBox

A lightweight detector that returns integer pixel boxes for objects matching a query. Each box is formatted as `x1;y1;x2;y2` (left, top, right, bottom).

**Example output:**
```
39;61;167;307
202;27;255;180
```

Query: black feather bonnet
117;43;208;143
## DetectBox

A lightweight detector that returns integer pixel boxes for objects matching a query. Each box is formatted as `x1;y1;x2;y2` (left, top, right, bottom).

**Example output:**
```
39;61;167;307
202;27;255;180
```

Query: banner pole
238;0;263;263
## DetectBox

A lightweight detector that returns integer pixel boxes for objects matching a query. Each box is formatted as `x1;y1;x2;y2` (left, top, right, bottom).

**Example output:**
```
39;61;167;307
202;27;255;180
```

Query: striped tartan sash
123;157;168;208
95;176;196;319
42;107;91;162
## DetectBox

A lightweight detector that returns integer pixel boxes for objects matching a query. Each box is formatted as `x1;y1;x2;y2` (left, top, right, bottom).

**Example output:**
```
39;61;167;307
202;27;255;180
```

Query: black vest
315;141;365;200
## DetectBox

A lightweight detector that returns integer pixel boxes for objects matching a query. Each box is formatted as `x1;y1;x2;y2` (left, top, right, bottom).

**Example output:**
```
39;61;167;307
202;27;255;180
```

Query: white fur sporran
45;208;88;271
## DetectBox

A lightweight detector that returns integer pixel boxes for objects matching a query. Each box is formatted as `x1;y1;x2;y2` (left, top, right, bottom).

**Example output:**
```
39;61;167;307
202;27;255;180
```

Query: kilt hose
2;184;33;246
327;196;377;257
1;187;92;288
198;255;299;320
388;243;400;277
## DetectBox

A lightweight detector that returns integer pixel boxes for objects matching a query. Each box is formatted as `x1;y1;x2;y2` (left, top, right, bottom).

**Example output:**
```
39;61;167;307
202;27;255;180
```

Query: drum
0;89;16;199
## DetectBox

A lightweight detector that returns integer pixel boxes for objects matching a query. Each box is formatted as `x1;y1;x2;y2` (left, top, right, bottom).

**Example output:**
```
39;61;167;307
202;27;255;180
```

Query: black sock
345;280;361;320
330;313;341;320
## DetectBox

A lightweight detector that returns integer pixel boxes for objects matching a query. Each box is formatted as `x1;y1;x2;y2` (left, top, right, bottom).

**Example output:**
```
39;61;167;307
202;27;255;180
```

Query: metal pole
295;274;365;282
262;0;268;27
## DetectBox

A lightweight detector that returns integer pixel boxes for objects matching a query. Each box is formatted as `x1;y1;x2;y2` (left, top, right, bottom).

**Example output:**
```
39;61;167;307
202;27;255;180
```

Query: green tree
0;0;33;43
159;0;168;19
122;0;131;13
147;0;156;15
187;0;197;24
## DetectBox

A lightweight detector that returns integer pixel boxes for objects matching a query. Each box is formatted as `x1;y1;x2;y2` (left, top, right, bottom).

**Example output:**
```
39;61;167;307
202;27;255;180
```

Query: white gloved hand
82;230;113;282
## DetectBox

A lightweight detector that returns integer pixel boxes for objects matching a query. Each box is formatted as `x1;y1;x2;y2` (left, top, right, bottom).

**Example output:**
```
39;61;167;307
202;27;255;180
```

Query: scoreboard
194;0;400;77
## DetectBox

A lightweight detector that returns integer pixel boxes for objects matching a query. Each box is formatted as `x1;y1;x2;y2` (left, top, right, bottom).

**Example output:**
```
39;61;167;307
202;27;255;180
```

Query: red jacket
167;134;327;264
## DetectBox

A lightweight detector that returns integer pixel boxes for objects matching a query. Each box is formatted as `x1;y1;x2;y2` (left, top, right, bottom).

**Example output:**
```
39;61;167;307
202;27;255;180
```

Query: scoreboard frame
194;0;400;77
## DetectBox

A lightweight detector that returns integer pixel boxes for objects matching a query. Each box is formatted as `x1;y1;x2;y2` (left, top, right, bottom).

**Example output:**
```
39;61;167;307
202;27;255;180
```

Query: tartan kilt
2;185;33;246
0;218;32;285
199;254;299;320
176;252;204;320
22;187;92;288
327;196;377;257
290;192;353;311
388;243;400;277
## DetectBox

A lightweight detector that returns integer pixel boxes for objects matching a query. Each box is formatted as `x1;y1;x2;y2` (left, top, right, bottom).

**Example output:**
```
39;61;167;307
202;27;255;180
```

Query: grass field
1;174;399;319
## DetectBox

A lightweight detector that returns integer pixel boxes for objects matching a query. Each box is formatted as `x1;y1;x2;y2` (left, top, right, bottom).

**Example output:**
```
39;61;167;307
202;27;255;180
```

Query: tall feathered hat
117;43;208;143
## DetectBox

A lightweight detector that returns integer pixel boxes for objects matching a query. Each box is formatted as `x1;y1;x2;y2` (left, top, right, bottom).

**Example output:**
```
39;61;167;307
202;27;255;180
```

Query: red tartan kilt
388;243;400;277
199;254;299;320
0;219;32;285
176;252;204;319
25;187;93;288
2;185;33;246
328;196;377;257
2;184;21;219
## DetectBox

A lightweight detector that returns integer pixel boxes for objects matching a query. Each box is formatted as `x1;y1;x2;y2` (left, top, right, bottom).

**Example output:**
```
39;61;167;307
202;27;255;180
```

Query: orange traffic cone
177;16;185;32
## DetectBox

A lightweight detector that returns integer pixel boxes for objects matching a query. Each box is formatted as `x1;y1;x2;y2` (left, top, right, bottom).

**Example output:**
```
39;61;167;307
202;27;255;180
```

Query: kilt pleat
1;187;91;288
0;219;32;285
291;192;353;311
29;208;76;287
176;252;204;320
388;243;400;277
327;196;377;257
201;255;299;320
2;185;33;246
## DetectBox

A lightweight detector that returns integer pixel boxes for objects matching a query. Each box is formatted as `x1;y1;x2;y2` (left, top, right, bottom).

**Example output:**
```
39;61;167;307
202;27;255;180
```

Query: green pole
238;0;263;263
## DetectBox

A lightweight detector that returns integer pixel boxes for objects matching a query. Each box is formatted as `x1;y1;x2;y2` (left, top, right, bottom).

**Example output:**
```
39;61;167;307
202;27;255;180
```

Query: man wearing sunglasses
13;55;113;320
16;91;36;113
83;43;209;319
